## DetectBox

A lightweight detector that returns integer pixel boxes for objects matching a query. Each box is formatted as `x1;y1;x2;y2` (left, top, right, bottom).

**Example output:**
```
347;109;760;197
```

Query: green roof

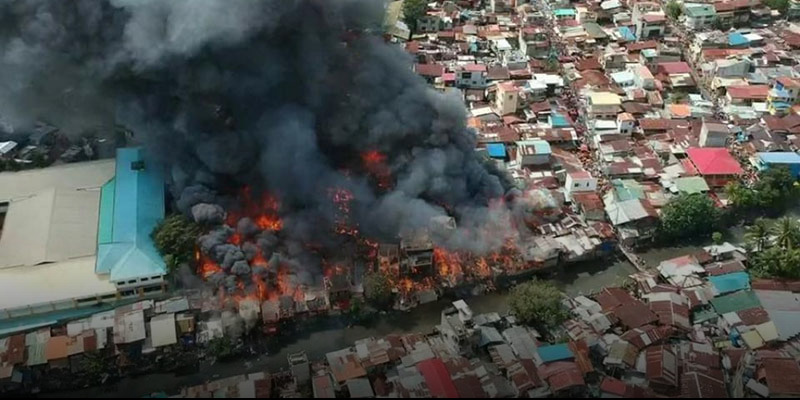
710;290;761;315
98;178;116;245
611;179;645;201
684;4;717;18
674;176;710;194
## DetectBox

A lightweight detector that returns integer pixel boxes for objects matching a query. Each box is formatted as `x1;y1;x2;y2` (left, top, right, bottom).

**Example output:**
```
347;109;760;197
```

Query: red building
684;147;743;188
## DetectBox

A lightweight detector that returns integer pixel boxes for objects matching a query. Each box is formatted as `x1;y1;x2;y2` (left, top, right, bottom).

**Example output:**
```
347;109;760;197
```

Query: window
507;94;513;100
127;280;136;284
574;183;581;188
141;277;149;282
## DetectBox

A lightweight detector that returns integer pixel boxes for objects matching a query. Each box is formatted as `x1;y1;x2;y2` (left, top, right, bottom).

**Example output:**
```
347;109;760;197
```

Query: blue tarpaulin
728;32;749;47
709;272;751;295
618;27;636;42
537;343;574;363
486;143;506;158
550;113;570;128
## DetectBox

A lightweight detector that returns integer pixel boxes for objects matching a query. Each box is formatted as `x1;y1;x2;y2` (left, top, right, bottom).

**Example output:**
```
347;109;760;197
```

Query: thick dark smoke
0;0;518;290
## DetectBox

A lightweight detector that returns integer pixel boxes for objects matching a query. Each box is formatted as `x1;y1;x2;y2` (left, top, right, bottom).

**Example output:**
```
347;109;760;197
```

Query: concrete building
565;170;598;200
587;92;622;120
754;152;800;177
632;2;666;40
0;159;118;320
515;139;552;166
457;64;487;89
95;148;167;294
684;3;717;30
699;120;731;147
495;82;520;116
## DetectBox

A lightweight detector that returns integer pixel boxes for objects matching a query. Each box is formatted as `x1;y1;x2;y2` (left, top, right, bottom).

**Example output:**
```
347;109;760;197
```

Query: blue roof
618;27;636;42
486;143;506;158
708;272;751;295
537;343;574;363
553;9;576;16
550;113;570;128
728;32;749;47
758;152;800;165
96;148;166;282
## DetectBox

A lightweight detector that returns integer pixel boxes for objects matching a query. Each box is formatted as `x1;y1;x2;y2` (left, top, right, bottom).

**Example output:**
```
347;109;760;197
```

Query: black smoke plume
0;0;518;291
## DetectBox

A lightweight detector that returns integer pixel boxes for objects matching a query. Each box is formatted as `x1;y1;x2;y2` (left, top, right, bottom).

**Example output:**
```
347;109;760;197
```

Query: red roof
547;365;585;392
600;377;627;397
658;62;692;75
615;301;659;329
727;85;769;100
576;57;602;71
642;14;666;23
594;288;637;311
1;334;25;365
681;371;727;398
763;358;800;396
463;63;487;72
417;358;460;398
778;76;800;89
415;63;445;77
686;147;743;176
714;0;750;11
627;40;658;52
639;118;671;131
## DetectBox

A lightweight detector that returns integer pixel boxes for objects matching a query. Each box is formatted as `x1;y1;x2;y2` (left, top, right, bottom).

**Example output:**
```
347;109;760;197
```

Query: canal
56;244;708;398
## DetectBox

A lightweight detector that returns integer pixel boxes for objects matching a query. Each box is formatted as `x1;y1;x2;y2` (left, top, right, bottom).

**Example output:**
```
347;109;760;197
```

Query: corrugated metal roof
711;290;761;315
96;148;166;282
708;272;750;295
0;187;101;269
0;159;114;203
537;344;574;364
97;178;116;247
149;313;177;347
758;152;800;165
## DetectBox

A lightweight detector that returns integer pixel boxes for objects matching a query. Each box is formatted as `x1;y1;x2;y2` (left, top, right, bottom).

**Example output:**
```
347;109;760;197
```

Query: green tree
152;214;201;273
665;0;683;20
402;0;429;33
751;246;800;279
764;0;789;12
745;218;770;252
206;337;235;359
773;217;800;249
658;193;721;242
364;271;394;309
754;166;798;210
726;181;758;211
509;279;569;330
712;231;723;245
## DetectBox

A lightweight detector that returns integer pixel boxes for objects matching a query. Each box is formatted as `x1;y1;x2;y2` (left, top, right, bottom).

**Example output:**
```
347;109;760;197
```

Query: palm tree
745;218;770;252
772;217;800;249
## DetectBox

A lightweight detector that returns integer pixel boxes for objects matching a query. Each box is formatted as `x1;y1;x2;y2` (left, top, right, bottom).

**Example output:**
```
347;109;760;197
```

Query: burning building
0;0;534;315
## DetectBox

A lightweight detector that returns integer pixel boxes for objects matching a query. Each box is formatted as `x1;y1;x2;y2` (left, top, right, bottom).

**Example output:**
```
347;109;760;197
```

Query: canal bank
49;236;751;398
